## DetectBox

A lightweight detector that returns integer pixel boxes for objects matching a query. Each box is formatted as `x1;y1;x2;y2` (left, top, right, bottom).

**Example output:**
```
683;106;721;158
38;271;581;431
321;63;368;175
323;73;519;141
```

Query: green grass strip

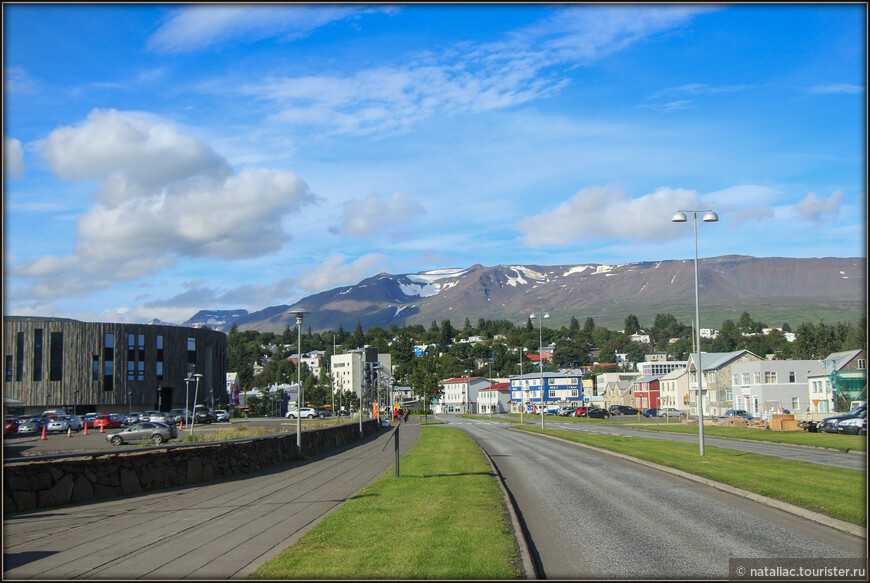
514;425;866;526
629;423;867;452
250;426;521;580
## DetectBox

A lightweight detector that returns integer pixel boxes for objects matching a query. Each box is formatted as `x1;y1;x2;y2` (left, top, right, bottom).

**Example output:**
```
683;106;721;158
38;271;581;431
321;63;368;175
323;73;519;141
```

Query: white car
286;407;319;419
214;410;230;422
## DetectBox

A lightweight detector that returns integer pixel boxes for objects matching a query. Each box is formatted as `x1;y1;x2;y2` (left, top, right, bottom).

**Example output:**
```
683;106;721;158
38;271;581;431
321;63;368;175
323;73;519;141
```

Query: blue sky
3;3;866;324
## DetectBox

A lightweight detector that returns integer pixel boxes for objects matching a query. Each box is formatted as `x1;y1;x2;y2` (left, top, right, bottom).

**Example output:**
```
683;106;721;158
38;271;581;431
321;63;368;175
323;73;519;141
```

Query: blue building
510;372;584;413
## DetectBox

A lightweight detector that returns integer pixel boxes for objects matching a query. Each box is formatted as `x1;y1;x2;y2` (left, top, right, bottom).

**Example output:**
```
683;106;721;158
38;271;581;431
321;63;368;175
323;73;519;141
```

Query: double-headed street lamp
672;209;718;456
189;373;203;437
531;312;549;430
288;310;310;454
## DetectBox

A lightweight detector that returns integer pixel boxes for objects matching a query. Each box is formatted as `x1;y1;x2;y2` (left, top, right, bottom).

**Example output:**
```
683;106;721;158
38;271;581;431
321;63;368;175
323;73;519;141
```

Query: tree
568;316;580;335
624;315;641;335
439;319;455;347
351;322;365;348
583;317;595;334
410;353;443;421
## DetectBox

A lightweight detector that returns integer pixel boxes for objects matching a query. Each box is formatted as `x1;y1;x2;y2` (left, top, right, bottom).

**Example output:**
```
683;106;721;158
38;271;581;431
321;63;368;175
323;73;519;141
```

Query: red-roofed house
479;382;511;414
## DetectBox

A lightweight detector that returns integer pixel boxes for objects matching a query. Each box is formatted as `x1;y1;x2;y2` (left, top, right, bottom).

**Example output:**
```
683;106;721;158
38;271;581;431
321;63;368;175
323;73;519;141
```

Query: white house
658;368;689;411
440;377;493;414
806;349;866;413
478;382;512;414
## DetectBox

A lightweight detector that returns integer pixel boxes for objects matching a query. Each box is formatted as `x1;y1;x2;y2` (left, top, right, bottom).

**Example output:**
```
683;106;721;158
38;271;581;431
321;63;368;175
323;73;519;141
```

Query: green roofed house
806;349;866;414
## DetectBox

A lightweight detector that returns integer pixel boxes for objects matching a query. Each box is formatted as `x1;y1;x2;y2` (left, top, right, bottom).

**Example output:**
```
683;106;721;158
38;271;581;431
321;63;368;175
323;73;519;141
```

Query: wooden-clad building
3;316;226;415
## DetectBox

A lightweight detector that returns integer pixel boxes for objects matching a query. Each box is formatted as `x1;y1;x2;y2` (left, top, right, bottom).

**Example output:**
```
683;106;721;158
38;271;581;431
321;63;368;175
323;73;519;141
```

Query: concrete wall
4;420;380;514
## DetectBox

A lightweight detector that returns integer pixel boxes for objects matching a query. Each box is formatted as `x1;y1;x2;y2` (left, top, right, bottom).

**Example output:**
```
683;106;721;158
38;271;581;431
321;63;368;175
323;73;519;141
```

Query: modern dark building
3;316;226;416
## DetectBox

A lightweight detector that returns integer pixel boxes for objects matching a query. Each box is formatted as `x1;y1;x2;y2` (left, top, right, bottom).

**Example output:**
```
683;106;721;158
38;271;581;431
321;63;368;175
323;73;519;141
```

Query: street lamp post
288;310;310;453
127;391;132;418
189;373;203;437
672;209;718;456
519;359;524;424
184;375;193;427
531;312;550;430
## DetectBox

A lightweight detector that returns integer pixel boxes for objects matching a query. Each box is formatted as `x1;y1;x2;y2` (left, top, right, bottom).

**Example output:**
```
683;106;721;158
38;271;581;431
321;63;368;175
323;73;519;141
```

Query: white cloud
10;109;316;301
295;253;386;291
729;206;775;227
706;185;782;209
3;66;39;93
793;190;845;221
809;83;864;94
517;185;704;246
340;192;426;237
4;136;25;178
147;4;372;53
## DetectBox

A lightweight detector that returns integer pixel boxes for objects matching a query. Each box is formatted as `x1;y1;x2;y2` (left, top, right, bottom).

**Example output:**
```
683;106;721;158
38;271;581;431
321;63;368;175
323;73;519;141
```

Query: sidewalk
3;420;421;580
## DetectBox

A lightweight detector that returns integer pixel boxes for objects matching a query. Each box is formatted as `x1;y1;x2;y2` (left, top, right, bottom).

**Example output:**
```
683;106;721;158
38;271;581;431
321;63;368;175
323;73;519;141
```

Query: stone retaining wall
4;420;381;514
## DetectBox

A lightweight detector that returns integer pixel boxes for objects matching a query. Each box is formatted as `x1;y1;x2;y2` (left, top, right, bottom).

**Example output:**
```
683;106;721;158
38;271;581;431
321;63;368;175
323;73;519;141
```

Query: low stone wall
4;420;380;514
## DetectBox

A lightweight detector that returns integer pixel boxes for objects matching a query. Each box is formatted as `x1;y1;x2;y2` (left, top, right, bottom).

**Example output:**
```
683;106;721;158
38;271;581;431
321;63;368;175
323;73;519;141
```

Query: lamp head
671;211;688;222
702;211;719;222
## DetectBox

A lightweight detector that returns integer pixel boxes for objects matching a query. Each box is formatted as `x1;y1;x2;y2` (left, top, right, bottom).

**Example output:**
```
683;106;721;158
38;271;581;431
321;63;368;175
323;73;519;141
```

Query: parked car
569;407;591;417
47;415;83;433
609;405;640;416
106;421;177;445
558;407;579;416
5;416;20;435
214;410;230;422
642;408;658;417
92;414;121;430
286;407;320;419
81;413;99;428
336;409;350;416
109;413;125;427
193;408;216;424
657;408;687;418
313;406;332;418
579;408;610;419
169;409;192;424
837;414;867;436
818;405;867;434
124;413;142;424
722;409;751;418
17;417;49;434
148;412;175;425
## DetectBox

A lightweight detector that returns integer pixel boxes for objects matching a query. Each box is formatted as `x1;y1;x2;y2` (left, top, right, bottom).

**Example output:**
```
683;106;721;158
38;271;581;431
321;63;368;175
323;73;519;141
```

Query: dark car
579;408;610;419
837;411;867;435
558;407;579;416
17;417;49;434
193;408;216;424
313;406;332;418
819;405;867;434
609;405;640;416
642;408;658;417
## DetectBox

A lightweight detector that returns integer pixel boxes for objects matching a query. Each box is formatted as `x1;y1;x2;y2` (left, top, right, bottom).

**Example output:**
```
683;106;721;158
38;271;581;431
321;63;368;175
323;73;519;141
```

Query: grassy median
515;425;866;526
249;426;521;580
628;423;867;452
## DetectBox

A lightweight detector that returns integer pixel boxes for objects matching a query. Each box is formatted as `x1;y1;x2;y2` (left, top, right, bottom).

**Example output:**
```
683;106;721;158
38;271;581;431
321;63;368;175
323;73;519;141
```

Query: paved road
501;415;866;471
3;421;420;580
443;415;865;580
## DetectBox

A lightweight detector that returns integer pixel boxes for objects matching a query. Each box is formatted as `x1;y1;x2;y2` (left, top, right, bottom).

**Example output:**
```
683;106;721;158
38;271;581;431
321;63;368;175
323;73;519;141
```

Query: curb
512;427;866;539
472;437;537;579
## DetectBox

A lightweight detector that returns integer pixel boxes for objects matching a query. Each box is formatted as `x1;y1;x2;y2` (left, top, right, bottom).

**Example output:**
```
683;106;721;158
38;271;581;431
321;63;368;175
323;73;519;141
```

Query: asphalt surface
504;414;867;471
444;415;866;580
3;420;420;580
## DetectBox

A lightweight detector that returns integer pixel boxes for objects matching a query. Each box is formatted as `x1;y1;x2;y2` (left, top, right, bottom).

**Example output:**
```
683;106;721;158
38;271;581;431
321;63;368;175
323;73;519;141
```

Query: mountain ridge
177;255;866;334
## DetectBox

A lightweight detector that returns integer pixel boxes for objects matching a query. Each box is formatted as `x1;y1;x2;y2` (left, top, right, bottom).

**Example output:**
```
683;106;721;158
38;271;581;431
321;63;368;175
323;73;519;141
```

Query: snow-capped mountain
189;256;865;333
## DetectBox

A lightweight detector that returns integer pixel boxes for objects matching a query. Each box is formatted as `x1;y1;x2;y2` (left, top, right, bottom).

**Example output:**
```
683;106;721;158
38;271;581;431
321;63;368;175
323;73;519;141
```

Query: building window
858;359;866;370
49;332;63;382
742;372;750;385
792;397;800;410
5;356;12;382
732;374;739;385
127;361;135;381
788;371;796;383
32;328;43;382
93;355;100;381
187;337;196;366
16;332;24;381
753;372;761;384
156;335;164;381
138;361;145;381
156;361;164;380
764;371;777;383
103;333;114;392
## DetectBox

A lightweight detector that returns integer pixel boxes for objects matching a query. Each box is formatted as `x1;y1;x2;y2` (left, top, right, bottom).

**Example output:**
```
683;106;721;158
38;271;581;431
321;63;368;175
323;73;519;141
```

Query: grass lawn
249;426;521;580
514;425;866;526
630;423;867;453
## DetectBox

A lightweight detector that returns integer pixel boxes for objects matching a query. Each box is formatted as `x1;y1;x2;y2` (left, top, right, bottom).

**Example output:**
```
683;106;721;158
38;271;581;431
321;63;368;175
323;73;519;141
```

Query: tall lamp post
531;312;549;430
184;375;193;427
672;209;718;456
288;310;310;454
519;359;524;424
189;373;203;437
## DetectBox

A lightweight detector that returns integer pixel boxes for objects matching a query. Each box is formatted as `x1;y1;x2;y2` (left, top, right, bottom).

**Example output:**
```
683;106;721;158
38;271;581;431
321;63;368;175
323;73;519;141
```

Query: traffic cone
41;425;47;440
99;423;104;433
83;423;88;435
67;426;72;437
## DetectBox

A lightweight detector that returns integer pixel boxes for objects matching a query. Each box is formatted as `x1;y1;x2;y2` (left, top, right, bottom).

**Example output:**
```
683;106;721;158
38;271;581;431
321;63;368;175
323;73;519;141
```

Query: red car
571;407;592;417
5;417;20;435
93;414;121;430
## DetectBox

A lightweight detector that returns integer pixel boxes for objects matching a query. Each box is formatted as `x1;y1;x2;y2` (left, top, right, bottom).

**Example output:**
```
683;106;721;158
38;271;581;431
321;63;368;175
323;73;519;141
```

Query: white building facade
729;359;818;417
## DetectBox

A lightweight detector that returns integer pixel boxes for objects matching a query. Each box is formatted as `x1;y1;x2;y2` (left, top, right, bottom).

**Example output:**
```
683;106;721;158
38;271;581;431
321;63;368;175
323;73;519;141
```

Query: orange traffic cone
67;426;72;437
99;423;104;433
83;422;88;435
41;425;47;440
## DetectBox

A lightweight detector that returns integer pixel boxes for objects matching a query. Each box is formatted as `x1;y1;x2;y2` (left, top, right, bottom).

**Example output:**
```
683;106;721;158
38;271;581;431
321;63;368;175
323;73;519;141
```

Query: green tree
568;315;580;335
410;353;443;421
624;315;641;335
439;319;455;347
583;317;595;334
351;322;365;348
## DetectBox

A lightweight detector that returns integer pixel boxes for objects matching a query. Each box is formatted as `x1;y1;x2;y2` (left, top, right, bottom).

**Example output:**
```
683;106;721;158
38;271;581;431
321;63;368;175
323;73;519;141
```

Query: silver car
106;422;176;445
46;415;83;433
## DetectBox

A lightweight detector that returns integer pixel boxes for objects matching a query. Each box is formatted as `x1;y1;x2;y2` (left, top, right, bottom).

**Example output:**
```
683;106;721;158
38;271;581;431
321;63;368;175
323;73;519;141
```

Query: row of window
732;371;797;385
6;330;197;392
